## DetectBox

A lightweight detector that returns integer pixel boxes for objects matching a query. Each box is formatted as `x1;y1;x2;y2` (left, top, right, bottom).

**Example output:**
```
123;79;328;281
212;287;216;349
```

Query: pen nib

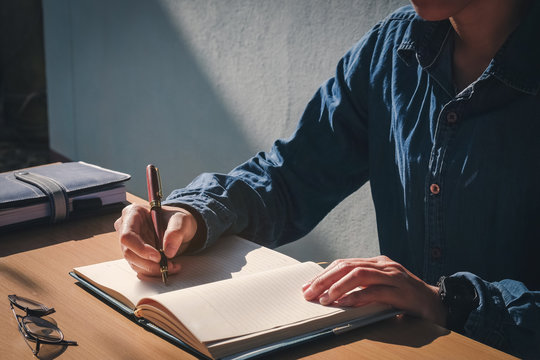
160;268;168;284
159;250;168;284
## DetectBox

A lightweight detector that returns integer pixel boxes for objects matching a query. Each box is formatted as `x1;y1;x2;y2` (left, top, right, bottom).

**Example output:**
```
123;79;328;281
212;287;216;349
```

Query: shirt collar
397;3;540;95
397;16;452;70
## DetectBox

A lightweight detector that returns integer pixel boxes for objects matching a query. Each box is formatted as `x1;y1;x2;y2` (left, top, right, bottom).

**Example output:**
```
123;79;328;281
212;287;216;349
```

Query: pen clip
155;166;163;201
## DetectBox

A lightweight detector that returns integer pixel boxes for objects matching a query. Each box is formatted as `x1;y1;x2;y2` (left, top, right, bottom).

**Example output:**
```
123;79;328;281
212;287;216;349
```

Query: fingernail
302;282;312;290
319;293;331;305
164;244;176;258
303;287;314;300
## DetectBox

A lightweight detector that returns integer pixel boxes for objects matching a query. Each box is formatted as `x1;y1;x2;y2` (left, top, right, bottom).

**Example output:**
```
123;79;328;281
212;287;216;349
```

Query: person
114;0;540;358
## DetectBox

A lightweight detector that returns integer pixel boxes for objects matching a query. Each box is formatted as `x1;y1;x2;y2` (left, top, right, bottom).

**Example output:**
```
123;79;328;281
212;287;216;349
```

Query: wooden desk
0;194;514;359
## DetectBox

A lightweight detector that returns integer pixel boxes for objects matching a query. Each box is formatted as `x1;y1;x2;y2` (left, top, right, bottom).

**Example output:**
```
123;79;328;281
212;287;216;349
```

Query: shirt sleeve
456;272;540;359
162;27;381;250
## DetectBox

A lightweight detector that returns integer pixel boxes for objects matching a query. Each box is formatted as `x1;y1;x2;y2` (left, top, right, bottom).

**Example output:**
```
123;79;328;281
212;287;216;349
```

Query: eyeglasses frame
8;294;78;355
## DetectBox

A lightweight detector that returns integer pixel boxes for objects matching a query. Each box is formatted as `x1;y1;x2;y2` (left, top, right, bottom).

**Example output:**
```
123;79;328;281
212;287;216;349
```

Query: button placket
424;105;459;284
430;246;442;260
446;111;458;124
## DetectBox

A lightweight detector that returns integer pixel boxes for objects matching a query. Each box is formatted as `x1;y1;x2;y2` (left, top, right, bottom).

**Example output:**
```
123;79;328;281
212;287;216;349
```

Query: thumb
162;210;197;258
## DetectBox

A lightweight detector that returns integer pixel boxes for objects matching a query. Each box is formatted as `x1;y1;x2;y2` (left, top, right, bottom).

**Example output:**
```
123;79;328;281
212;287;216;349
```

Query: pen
146;164;168;284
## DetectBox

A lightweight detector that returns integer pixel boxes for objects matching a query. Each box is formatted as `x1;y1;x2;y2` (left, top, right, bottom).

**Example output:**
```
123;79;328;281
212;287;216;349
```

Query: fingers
162;206;198;258
303;257;390;290
124;248;181;277
303;257;404;304
318;267;398;305
117;204;161;262
116;204;164;278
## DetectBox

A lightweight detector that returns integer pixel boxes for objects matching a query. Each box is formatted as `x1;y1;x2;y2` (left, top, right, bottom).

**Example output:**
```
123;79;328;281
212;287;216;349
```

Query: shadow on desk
0;209;122;257
32;343;70;360
258;315;450;359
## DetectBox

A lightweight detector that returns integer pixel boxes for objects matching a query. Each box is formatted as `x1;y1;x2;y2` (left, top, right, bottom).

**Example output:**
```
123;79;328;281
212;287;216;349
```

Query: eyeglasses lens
23;316;63;342
11;295;51;313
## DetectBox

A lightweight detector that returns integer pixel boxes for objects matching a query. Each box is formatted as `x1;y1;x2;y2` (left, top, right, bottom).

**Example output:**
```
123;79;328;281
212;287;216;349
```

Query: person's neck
450;0;532;92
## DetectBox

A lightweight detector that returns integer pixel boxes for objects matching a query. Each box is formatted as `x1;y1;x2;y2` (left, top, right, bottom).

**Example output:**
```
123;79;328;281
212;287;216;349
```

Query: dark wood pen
146;164;168;284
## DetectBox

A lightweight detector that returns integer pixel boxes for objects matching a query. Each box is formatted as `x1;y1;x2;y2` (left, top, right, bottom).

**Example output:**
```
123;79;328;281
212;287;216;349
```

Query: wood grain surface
0;194;515;359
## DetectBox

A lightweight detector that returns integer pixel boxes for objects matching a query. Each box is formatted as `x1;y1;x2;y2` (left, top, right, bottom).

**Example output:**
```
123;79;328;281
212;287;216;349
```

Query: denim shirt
164;5;540;358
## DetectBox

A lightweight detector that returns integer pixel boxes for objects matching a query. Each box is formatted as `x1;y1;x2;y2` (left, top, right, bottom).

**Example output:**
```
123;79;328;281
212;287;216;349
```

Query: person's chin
409;0;472;21
410;5;451;21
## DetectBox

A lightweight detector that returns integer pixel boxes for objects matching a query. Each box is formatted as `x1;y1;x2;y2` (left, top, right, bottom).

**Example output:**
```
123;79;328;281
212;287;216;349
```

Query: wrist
437;275;479;333
426;284;448;327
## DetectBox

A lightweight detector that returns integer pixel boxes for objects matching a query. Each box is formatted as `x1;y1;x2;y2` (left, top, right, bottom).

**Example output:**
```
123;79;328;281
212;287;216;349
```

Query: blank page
141;261;342;342
73;236;300;307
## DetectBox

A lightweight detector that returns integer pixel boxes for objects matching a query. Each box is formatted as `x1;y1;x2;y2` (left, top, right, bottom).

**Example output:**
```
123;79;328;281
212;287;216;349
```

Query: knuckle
350;267;365;280
377;255;401;269
327;282;346;297
122;204;136;216
327;260;340;270
131;204;148;216
335;260;353;273
119;230;137;247
382;260;405;273
123;247;135;261
123;204;144;219
392;269;409;281
390;264;406;275
310;276;328;291
113;218;121;231
326;286;338;298
333;259;349;267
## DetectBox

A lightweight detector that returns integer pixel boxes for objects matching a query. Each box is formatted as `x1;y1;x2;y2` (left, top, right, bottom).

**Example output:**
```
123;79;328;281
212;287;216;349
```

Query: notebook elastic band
14;171;69;223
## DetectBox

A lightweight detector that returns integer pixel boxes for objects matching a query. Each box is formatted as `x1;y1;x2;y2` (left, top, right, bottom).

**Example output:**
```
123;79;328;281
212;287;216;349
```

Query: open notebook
71;236;399;359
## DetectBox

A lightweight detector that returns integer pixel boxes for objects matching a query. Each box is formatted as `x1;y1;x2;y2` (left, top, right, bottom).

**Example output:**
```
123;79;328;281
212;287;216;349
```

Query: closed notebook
0;161;130;230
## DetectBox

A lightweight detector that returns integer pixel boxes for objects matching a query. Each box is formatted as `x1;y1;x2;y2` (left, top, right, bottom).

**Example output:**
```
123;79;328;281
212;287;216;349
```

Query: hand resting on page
302;256;447;327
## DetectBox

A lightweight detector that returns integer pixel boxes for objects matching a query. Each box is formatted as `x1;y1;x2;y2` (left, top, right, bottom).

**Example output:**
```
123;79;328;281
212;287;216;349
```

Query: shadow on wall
44;0;381;261
47;0;255;197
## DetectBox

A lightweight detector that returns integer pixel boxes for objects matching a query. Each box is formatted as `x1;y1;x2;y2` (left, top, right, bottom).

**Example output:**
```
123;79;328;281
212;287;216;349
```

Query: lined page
73;236;300;307
141;261;342;342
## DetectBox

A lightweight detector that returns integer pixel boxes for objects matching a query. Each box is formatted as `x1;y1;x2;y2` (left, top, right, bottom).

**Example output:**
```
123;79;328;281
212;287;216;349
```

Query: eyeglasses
8;294;78;356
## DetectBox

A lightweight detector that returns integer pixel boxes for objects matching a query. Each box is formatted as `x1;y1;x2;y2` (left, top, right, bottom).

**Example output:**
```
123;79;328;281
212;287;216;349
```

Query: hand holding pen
114;167;199;280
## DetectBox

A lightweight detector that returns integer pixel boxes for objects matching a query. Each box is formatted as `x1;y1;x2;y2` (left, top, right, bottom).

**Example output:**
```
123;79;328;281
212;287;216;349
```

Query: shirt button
430;183;440;194
431;246;442;259
446;111;458;124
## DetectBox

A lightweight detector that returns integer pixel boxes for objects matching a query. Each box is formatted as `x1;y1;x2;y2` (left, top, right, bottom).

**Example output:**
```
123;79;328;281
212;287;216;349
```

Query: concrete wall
42;0;407;261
